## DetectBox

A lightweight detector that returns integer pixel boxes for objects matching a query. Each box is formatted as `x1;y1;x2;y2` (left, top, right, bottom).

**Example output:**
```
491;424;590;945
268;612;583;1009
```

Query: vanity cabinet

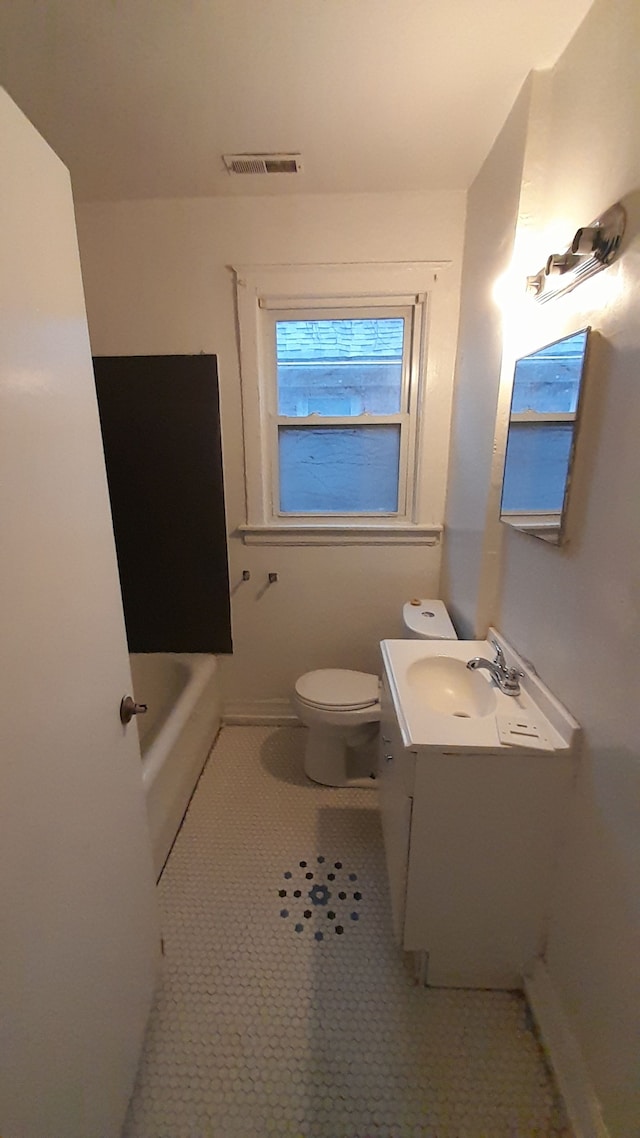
378;670;575;989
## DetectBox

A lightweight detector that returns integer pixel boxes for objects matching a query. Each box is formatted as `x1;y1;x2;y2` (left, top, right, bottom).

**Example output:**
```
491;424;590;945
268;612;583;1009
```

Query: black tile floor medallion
278;856;362;941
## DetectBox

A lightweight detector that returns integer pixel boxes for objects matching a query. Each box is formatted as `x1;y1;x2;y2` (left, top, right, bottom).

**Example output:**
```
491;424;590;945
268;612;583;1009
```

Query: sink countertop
380;636;580;753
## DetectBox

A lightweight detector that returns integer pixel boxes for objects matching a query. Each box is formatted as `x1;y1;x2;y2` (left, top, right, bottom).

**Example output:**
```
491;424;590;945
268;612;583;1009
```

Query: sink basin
405;655;497;718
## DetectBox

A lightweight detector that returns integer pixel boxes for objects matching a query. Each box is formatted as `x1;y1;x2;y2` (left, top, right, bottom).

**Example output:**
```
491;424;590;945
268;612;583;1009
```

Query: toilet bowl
292;669;380;788
293;599;457;787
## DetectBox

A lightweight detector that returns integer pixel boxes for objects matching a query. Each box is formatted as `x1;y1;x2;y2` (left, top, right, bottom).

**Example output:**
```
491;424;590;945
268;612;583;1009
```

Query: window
234;263;454;544
270;306;415;517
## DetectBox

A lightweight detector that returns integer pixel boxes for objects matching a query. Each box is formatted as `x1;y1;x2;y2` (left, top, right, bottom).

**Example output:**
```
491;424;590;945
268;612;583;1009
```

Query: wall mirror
500;327;591;545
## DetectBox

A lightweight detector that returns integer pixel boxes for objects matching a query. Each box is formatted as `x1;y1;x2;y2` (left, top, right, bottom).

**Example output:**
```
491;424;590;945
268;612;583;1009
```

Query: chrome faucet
466;640;524;696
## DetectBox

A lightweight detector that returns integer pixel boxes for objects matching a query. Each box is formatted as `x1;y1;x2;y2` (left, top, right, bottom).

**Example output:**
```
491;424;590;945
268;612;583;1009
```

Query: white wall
76;192;465;708
441;77;533;636
444;0;640;1132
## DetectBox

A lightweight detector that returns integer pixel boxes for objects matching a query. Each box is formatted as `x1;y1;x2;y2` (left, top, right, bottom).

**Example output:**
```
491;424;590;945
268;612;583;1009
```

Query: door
0;91;159;1137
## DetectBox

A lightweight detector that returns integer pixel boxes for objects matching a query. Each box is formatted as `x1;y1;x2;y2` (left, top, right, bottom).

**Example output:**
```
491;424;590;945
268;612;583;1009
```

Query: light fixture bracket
526;203;626;303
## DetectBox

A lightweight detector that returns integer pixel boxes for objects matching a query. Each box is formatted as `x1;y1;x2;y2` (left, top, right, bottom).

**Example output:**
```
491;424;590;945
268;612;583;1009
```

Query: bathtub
130;653;222;879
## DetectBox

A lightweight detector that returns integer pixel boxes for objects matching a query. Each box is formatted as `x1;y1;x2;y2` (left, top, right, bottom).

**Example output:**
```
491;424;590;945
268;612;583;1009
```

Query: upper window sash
263;303;417;424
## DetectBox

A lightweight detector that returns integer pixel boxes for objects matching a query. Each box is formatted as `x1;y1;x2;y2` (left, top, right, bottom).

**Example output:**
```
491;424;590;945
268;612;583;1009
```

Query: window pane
276;318;405;416
278;426;400;513
501;424;574;512
511;330;588;414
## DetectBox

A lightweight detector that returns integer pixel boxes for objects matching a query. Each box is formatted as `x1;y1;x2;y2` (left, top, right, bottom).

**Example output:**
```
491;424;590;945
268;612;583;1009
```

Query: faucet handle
491;639;524;682
501;665;525;693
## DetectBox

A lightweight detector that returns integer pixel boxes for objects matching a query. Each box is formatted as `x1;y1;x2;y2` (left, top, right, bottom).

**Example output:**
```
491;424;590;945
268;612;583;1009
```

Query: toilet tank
402;599;457;640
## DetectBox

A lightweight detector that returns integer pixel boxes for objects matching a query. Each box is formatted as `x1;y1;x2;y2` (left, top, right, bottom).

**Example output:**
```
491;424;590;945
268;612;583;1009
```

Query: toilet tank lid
402;599;458;640
295;669;380;709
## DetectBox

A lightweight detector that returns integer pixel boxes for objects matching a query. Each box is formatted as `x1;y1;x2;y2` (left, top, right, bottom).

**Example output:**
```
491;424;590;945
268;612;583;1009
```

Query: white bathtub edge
136;654;222;879
141;656;217;792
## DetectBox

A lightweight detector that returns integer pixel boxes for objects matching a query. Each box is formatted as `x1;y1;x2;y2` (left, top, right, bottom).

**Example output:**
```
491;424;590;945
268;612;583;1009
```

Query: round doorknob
120;695;148;725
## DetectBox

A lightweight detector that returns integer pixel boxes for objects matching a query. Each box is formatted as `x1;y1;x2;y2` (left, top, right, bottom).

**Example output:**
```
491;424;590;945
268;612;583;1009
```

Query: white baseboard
223;699;300;726
524;960;610;1138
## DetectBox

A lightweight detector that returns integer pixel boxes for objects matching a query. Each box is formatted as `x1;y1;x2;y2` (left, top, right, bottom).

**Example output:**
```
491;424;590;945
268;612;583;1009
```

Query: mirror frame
500;327;591;545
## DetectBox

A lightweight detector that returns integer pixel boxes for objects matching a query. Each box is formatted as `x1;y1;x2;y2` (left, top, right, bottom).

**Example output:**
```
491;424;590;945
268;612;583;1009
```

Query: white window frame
265;300;417;521
234;262;454;545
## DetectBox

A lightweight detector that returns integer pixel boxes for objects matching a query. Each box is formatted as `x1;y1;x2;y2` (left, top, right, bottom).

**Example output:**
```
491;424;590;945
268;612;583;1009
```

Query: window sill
237;523;443;546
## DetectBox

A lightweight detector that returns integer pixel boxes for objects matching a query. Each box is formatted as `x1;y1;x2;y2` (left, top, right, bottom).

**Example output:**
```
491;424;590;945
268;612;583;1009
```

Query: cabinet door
405;750;574;987
378;676;414;944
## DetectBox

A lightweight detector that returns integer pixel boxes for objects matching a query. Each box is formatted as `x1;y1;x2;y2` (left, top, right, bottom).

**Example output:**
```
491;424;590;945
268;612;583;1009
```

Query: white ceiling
0;0;594;202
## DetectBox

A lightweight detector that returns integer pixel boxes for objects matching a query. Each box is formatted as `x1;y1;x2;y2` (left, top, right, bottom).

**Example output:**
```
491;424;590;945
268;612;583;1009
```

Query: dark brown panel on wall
93;354;232;653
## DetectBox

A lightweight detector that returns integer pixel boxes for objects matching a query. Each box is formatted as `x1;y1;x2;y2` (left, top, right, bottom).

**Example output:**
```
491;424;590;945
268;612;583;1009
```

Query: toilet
292;599;458;787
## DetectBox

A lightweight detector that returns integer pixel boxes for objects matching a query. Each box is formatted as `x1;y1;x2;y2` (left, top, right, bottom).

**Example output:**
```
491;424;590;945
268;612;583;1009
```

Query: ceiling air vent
223;153;303;176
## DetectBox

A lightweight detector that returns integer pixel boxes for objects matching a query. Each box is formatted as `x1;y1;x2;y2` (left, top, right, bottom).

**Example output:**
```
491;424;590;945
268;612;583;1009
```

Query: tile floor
123;725;572;1138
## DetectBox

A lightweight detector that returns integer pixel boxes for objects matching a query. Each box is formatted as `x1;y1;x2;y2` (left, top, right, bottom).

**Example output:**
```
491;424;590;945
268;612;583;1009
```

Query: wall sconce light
526;202;626;303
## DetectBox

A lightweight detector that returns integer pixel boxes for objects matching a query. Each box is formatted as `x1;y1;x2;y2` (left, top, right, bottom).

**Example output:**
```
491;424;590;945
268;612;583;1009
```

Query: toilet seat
294;669;379;712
